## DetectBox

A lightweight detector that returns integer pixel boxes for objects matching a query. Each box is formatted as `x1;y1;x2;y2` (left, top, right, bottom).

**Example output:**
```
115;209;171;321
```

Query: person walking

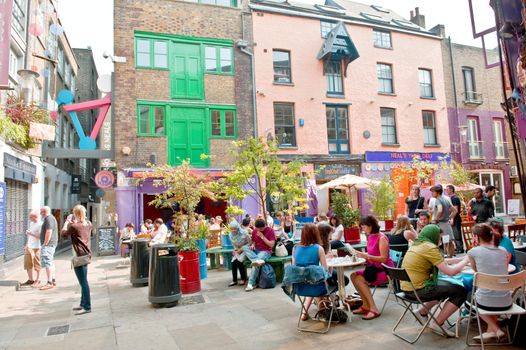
470;188;494;223
62;205;93;315
39;206;58;290
21;210;42;287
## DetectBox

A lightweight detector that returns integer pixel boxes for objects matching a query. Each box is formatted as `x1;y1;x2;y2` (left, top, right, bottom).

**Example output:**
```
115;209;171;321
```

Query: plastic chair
294;282;335;334
463;271;526;349
508;224;526;242
382;263;453;344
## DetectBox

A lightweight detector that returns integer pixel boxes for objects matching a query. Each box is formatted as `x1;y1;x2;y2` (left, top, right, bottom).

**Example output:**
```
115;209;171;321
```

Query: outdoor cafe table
327;257;366;315
513;241;526;252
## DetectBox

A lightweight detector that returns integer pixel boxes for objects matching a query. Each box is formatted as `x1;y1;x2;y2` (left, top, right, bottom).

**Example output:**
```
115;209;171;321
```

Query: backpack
258;264;276;289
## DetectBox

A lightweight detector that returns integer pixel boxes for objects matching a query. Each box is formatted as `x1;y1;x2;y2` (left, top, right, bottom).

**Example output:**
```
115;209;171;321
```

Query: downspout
240;11;258;138
448;36;461;163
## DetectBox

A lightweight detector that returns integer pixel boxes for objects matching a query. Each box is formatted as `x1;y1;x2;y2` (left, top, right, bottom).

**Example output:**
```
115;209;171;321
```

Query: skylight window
315;4;346;15
392;19;421;29
360;12;390;24
371;5;390;13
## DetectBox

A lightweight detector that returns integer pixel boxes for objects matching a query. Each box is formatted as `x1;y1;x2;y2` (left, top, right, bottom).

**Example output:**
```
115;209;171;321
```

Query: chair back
208;229;222;248
389;249;403;268
515;250;526;268
390;243;409;255
473;270;526;292
461;222;475;251
382;263;411;282
508;224;526;242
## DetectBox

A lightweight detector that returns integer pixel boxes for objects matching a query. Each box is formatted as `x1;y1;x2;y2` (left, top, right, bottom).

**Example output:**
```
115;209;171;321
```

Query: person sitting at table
229;220;251;287
140;219;153;234
488;219;519;273
467;223;511;342
121;223;136;241
283;212;296;239
273;212;289;241
389;216;417;253
243;219;276;292
149;218;168;246
401;225;469;337
329;215;345;250
416;211;431;233
318;223;350;291
241;218;253;236
351;215;394;320
292;223;328;320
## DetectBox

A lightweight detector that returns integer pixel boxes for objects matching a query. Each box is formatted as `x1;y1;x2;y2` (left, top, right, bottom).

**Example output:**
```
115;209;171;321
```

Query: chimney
430;24;446;38
410;7;426;28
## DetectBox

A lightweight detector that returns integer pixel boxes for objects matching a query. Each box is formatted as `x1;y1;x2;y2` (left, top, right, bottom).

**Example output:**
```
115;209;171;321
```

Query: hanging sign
95;170;114;189
71;175;81;194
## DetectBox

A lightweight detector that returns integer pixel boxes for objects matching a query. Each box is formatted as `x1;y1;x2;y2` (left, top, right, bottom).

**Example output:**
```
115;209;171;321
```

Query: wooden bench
205;246;233;270
243;255;292;283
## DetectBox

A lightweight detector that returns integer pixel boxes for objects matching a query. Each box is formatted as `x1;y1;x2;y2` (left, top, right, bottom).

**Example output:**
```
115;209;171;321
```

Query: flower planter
178;250;201;294
344;227;361;244
196;239;207;280
221;234;233;270
221;234;233;249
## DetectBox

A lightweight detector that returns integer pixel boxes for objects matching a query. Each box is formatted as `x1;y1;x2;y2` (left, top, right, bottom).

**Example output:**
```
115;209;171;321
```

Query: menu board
97;226;116;256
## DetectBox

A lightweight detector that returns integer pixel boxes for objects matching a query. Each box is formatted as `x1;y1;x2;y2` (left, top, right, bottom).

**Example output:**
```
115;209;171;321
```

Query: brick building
113;0;256;228
439;28;516;215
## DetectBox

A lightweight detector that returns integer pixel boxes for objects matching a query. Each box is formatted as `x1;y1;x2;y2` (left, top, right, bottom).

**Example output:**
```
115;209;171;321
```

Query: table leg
337;266;352;317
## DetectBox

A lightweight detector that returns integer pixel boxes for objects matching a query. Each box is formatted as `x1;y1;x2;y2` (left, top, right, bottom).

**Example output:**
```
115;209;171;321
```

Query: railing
463;91;483;104
494;141;509;160
468;140;484;159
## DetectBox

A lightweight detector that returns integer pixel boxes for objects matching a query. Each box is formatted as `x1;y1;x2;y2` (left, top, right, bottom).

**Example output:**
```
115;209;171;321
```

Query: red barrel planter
178;250;201;294
344;227;361;244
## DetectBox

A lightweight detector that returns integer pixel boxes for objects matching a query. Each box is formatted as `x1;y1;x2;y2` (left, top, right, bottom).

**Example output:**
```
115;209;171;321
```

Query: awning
316;21;360;75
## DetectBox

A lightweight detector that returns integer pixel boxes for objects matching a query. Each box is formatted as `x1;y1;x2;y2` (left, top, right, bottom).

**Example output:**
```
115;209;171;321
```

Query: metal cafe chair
294;282;337;334
461;222;475;251
372;250;404;314
463;271;526;349
382;263;453;344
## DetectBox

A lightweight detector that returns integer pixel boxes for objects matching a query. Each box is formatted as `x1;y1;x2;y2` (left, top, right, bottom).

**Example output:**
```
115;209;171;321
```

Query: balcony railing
468;140;484;159
463;91;483;105
494;141;509;160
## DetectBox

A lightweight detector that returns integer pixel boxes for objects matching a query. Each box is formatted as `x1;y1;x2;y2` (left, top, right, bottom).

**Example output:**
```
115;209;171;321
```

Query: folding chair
294;282;335;334
373;250;404;314
507;224;526;242
382;263;452;344
464;271;526;349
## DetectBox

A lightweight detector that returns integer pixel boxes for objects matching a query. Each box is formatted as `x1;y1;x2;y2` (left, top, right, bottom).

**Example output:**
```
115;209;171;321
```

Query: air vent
46;325;70;336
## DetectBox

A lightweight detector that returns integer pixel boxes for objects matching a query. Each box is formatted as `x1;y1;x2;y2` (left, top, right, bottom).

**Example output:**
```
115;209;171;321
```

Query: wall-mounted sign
0;182;6;255
95;170;114;189
71;175;81;194
365;151;450;163
3;154;37;184
315;163;361;181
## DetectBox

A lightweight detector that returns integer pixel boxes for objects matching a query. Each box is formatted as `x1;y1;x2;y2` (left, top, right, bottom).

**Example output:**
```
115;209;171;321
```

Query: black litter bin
130;239;150;287
149;243;181;306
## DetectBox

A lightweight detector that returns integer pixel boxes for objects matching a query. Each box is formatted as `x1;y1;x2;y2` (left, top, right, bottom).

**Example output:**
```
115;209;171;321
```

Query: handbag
275;241;288;257
72;254;91;267
363;263;384;283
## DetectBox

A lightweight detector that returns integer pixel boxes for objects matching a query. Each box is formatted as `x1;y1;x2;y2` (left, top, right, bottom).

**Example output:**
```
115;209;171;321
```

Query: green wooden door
171;43;203;100
168;106;209;167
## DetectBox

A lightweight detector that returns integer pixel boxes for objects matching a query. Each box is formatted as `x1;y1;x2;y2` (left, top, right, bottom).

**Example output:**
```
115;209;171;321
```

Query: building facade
440;35;514;216
250;0;449;215
113;0;256;228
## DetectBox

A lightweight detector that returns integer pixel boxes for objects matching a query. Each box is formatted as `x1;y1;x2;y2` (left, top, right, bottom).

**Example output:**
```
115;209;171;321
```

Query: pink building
251;0;449;215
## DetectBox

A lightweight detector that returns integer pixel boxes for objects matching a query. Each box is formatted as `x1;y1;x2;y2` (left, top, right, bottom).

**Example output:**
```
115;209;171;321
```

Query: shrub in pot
331;192;361;244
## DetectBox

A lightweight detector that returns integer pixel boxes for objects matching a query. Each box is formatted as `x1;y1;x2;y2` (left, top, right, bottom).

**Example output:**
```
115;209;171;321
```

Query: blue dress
293;244;327;296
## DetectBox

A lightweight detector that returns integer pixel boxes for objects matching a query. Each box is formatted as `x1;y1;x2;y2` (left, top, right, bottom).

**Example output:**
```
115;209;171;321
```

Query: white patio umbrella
318;174;380;190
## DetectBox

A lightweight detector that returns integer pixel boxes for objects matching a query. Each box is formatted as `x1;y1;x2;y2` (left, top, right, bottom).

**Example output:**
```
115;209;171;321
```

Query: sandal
301;312;310;321
362;310;381;320
352;306;368;315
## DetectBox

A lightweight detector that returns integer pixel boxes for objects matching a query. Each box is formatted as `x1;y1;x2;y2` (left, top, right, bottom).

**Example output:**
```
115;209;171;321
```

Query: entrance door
168;106;209;167
171;43;203;100
479;172;505;215
391;167;417;218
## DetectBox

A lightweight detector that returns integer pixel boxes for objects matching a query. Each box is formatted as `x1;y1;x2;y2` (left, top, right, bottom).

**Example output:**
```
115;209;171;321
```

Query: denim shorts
41;245;56;268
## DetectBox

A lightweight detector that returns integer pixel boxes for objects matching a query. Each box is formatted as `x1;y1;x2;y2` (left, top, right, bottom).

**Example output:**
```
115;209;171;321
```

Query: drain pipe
239;12;258;138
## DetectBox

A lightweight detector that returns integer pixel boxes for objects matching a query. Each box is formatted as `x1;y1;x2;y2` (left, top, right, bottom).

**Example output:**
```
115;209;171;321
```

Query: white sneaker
245;284;254;292
251;259;265;267
429;321;456;338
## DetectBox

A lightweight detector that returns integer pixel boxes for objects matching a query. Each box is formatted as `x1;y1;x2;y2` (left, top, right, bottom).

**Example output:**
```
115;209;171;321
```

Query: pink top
357;233;394;286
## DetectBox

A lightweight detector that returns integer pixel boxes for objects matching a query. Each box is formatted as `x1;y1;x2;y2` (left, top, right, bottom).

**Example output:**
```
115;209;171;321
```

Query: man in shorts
21;210;42;287
40;206;58;290
430;185;458;256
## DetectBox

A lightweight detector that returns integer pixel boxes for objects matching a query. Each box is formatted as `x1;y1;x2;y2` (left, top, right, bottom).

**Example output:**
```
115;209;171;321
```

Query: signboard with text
97;226;116;256
315;163;361;180
0;0;13;87
0;182;6;255
365;151;450;163
71;175;81;194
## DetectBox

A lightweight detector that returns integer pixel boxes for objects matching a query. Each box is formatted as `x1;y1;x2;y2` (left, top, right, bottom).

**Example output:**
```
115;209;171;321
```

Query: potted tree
366;177;397;231
174;234;201;294
331;191;361;244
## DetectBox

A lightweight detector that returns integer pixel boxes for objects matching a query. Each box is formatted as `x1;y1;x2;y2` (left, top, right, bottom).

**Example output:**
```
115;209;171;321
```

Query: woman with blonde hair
389;215;418;249
62;205;92;315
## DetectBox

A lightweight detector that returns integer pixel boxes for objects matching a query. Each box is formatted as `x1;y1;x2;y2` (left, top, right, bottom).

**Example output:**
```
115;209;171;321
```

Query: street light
17;69;39;104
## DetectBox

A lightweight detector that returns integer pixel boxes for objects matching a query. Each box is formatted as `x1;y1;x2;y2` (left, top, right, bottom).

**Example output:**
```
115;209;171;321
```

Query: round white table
327;257;366;315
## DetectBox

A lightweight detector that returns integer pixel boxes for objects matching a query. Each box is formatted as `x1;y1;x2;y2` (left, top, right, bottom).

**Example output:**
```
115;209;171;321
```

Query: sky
56;0;497;76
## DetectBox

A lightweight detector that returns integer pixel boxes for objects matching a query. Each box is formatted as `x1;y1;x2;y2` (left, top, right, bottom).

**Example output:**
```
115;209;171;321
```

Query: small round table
327;257;366;315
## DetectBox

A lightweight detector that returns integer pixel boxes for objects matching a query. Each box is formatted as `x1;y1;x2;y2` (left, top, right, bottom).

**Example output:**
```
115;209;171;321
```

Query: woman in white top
329;215;345;249
150;218;168;246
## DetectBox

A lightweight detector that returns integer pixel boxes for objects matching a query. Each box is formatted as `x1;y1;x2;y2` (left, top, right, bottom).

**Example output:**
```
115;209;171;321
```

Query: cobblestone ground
0;253;521;350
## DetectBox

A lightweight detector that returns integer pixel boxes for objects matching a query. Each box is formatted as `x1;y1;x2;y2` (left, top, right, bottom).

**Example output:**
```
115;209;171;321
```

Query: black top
284;223;293;234
405;196;424;218
471;198;495;223
40;215;58;247
387;232;409;254
450;194;462;228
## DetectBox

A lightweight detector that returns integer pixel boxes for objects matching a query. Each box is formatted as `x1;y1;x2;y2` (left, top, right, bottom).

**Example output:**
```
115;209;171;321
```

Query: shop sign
0;182;5;255
71;175;81;194
95;170;114;189
3;153;37;184
315;163;360;180
365;151;449;163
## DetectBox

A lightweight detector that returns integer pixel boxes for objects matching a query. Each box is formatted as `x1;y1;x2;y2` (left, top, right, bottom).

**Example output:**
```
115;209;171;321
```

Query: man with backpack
243;218;276;292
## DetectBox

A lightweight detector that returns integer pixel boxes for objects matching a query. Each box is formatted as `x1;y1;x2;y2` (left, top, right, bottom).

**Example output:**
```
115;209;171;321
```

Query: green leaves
366;176;397;220
330;191;360;227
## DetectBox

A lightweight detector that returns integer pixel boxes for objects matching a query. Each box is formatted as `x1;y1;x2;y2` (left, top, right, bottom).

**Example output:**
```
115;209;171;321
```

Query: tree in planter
366;177;397;220
213;137;309;216
330;191;360;228
138;160;215;243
